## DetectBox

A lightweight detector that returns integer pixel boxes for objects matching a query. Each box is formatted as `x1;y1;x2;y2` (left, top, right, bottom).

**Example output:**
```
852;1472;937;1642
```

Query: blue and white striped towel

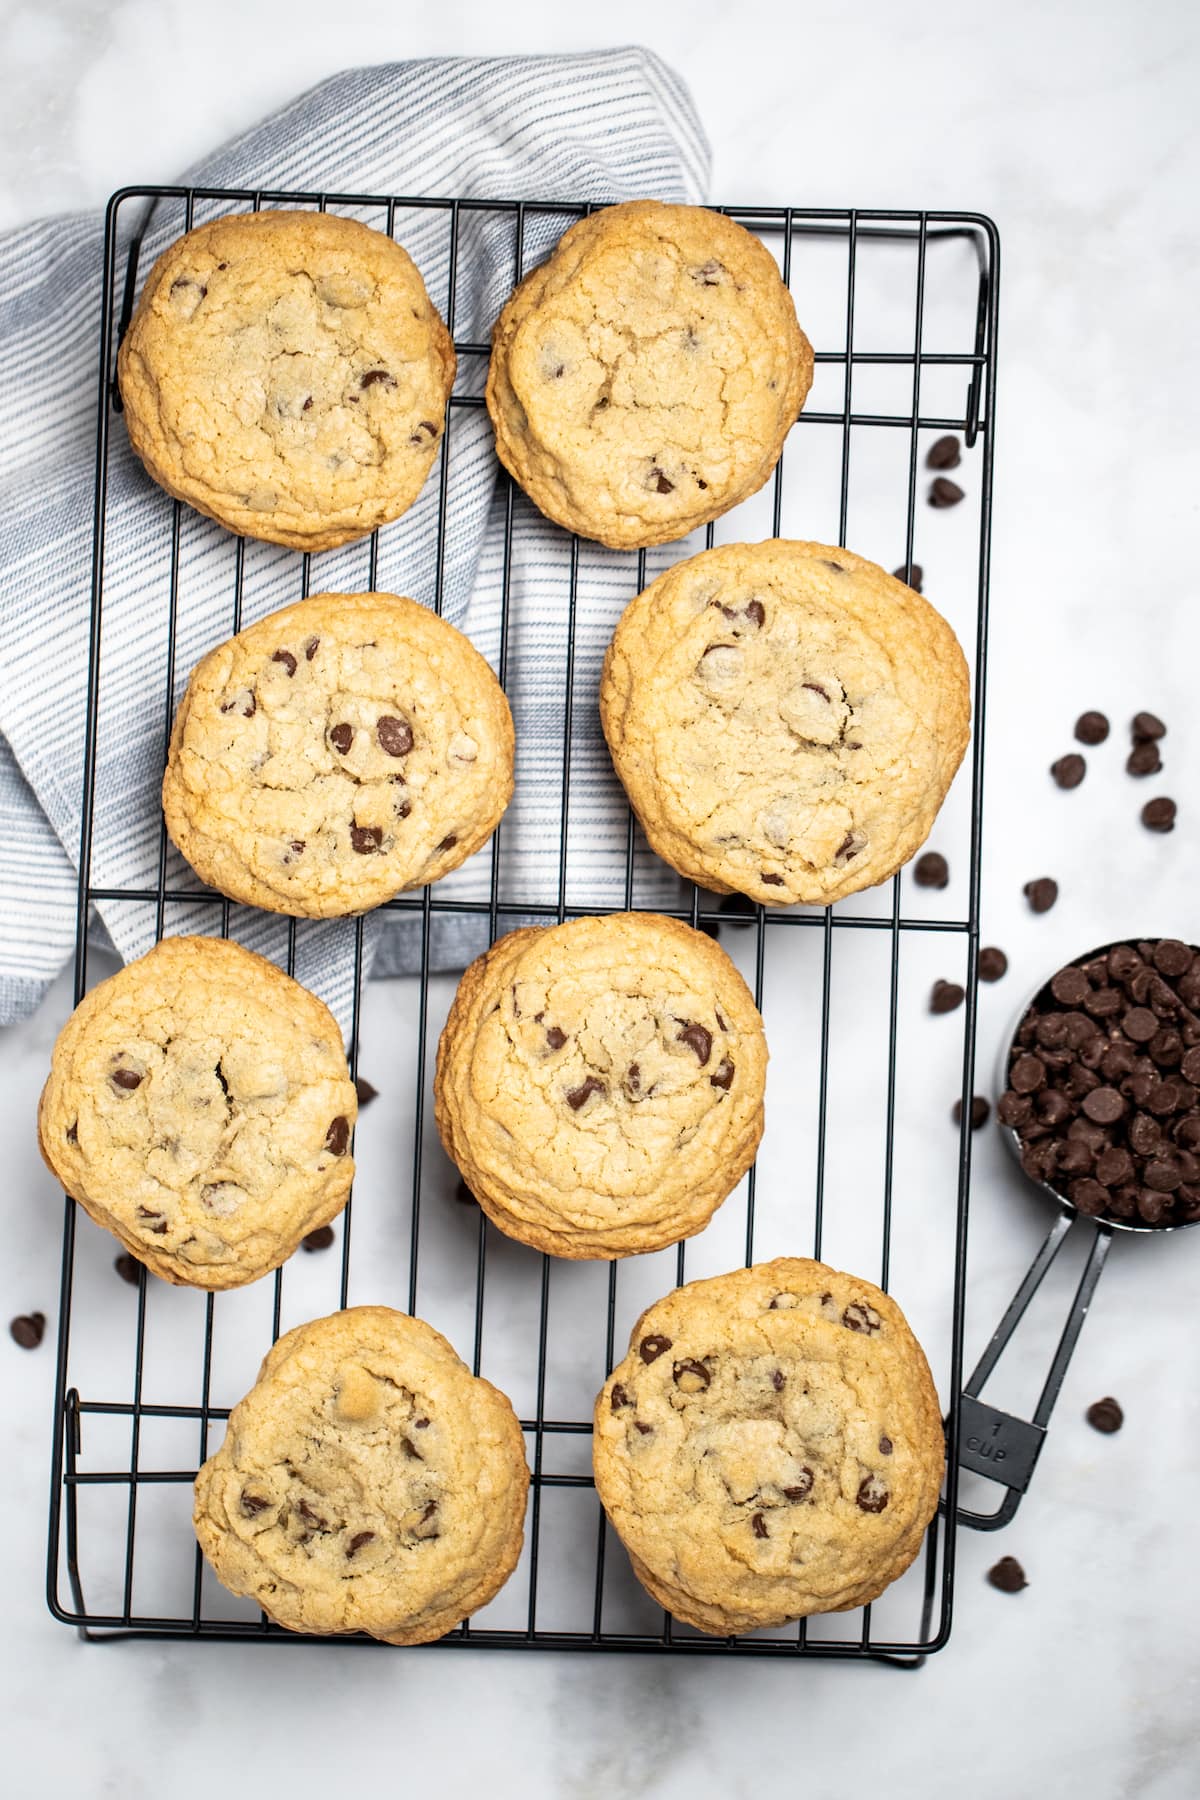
0;52;710;1031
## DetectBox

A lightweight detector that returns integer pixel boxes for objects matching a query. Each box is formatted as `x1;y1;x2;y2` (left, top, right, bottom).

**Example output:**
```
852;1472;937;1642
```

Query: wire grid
47;187;999;1662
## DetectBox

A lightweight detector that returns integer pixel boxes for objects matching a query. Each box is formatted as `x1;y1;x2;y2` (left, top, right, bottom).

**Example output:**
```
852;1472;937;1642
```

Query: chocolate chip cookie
593;1259;943;1634
194;1306;529;1643
434;913;767;1259
486;201;813;549
118;210;455;550
600;541;971;907
162;592;514;918
37;937;356;1288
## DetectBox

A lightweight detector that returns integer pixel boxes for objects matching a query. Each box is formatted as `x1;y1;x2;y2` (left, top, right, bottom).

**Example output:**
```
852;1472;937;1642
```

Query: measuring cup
956;936;1200;1529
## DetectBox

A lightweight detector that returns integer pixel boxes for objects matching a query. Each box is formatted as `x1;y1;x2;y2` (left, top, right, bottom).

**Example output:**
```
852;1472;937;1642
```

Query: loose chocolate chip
842;1302;882;1334
1150;1029;1183;1068
545;1025;567;1052
1011;1054;1047;1094
360;369;397;389
673;1359;712;1393
751;1512;769;1539
1123;1007;1159;1044
1127;741;1162;777
1051;753;1086;790
1181;1047;1200;1086
111;1067;142;1090
913;851;949;889
565;1075;606;1111
377;715;413;757
271;649;297;677
677;1021;713;1065
350;825;384;854
929;476;964;508
1153;940;1193;977
987;1556;1028;1593
997;1090;1033;1127
354;1076;378;1107
857;1475;889;1513
718;894;756;926
1075;711;1109;745
325;1116;350;1155
1095;1146;1134;1187
114;1253;141;1286
1132;711;1166;742
892;563;923;591
302;1226;335;1252
639;1335;672;1364
1070;1178;1110;1216
305;636;320;660
240;1492;270;1517
346;1530;375;1557
1024;878;1058;913
1051;966;1090;1007
879;1436;893;1456
1144;1157;1182;1192
610;1384;631;1410
978;946;1008;982
330;722;354;755
1084;986;1123;1019
1081;1086;1124;1124
926;435;961;470
931;979;964;1015
709;1058;735;1091
9;1312;45;1349
953;1096;991;1130
1142;797;1177;833
1138;1188;1171;1224
1086;1397;1123;1433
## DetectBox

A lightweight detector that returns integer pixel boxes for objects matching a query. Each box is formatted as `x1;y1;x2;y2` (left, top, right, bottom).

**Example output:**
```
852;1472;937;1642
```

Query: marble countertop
3;3;1199;1796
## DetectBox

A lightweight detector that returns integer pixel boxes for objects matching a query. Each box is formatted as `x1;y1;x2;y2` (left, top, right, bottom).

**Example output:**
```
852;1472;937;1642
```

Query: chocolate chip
1144;1157;1182;1192
978;946;1008;982
1142;797;1176;833
633;1421;653;1436
1132;711;1166;741
1086;1397;1123;1433
761;872;784;886
1182;1047;1200;1086
350;825;383;854
639;1335;672;1363
240;1492;270;1517
926;435;961;470
784;1468;815;1500
330;722;353;754
677;1021;712;1065
137;1206;168;1233
301;1225;335;1251
878;1436;893;1456
1050;967;1089;1007
1138;1188;1171;1224
377;715;413;757
220;691;256;718
1153;940;1193;977
953;1096;991;1129
1070;1178;1110;1216
1123;1007;1159;1044
1024;878;1058;913
1095;1146;1134;1187
271;649;297;677
987;1556;1028;1593
9;1312;45;1349
673;1358;711;1392
1011;1054;1047;1094
892;563;923;591
114;1253;140;1286
842;1302;882;1334
1127;741;1162;777
1051;753;1086;789
771;1368;785;1391
305;636;320;660
545;1025;567;1051
346;1530;375;1557
1075;711;1109;745
751;1511;769;1539
437;835;458;852
709;1058;735;1091
360;369;396;389
649;467;674;494
997;1090;1033;1127
1081;1086;1124;1124
111;1067;142;1090
325;1115;350;1155
565;1075;606;1111
930;979;964;1015
744;600;766;628
296;1498;328;1532
929;477;964;508
354;1076;378;1107
856;1475;889;1512
610;1384;631;1410
625;1062;642;1095
913;851;949;889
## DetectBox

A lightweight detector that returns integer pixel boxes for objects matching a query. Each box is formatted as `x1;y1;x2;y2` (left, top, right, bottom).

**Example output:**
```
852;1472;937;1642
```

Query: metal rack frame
46;186;1000;1663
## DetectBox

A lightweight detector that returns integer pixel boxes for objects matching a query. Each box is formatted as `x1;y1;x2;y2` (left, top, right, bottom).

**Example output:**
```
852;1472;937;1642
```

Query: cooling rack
46;186;999;1663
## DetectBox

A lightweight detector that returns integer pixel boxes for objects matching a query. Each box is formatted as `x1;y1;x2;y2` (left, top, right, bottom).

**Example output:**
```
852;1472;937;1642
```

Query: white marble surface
3;2;1200;1795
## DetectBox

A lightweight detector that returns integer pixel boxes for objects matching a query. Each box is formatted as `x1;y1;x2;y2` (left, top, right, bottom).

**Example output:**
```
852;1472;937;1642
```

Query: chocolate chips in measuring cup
999;939;1200;1228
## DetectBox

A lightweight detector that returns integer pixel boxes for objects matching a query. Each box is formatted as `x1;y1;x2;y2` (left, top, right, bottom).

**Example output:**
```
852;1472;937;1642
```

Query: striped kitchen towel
0;51;710;1031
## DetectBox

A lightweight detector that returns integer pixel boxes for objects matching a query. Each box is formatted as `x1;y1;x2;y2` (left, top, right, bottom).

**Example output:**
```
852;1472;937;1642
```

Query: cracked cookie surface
600;541;971;907
485;201;812;549
593;1259;943;1634
434;913;767;1259
118;210;455;551
194;1306;529;1643
37;937;356;1288
162;591;514;918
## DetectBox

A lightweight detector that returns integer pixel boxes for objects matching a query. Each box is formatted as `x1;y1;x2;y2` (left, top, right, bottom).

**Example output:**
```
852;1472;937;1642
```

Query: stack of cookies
38;199;967;1643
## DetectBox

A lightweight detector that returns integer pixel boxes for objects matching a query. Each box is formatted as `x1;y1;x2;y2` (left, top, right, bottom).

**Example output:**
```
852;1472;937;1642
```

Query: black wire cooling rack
47;186;999;1663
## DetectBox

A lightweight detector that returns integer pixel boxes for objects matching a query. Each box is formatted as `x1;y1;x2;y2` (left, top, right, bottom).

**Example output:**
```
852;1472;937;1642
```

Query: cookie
485;201;812;549
434;913;767;1259
37;937;356;1289
162;592;514;918
194;1306;529;1643
600;541;971;907
593;1259;943;1634
118;210;455;550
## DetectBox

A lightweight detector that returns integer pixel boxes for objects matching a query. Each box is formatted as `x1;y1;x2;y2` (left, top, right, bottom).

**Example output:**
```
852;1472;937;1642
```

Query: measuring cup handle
953;1210;1113;1530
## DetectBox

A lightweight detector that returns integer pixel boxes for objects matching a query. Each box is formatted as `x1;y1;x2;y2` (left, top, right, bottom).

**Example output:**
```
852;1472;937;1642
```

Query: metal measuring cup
956;936;1200;1529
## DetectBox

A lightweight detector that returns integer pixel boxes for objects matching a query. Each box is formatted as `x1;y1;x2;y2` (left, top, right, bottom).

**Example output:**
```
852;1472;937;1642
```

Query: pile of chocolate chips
998;938;1200;1228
